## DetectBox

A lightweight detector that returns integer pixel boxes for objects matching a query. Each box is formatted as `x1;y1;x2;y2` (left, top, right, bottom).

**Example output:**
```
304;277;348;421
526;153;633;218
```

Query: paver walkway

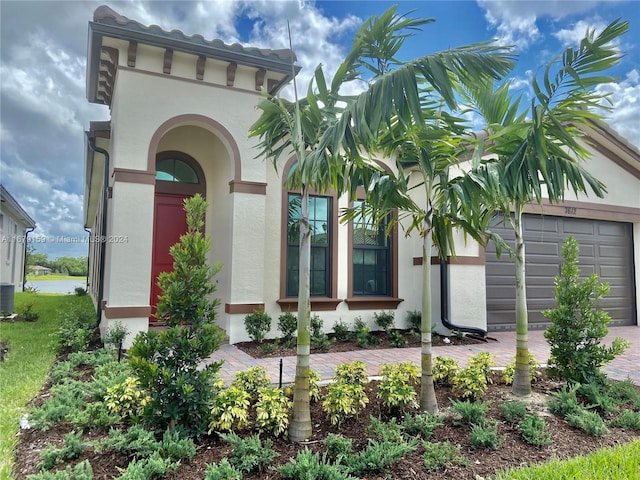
205;326;639;386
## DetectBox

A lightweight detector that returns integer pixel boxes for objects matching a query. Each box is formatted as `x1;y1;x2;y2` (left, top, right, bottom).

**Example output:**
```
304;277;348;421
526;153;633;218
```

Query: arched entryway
150;151;206;319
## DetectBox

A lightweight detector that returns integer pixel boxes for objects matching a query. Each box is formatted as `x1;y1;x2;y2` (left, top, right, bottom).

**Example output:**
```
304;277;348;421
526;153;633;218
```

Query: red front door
150;193;189;320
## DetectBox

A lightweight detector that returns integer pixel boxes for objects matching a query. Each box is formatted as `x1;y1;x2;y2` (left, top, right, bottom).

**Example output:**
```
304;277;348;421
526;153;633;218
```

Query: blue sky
1;0;638;259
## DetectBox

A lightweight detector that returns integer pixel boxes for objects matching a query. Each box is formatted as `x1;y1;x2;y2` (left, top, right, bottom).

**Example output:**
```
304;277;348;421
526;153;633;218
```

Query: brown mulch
13;370;640;480
235;329;485;359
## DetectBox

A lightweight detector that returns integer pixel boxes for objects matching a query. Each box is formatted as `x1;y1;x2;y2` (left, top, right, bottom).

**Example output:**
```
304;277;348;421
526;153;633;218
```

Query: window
156;158;199;183
351;200;390;296
286;193;331;297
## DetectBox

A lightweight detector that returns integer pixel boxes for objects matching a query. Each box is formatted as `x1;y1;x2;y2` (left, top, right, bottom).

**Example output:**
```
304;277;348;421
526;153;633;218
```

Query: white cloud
595;69;640;148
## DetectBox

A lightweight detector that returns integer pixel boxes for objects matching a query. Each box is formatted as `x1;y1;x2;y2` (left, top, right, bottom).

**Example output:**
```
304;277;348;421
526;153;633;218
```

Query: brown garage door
486;214;636;331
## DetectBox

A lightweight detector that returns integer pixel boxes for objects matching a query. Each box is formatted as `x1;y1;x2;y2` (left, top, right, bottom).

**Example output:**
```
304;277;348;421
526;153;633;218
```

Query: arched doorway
150;151;206;319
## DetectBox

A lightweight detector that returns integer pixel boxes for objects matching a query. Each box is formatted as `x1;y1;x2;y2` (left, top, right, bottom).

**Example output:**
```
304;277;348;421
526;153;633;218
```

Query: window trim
277;157;341;312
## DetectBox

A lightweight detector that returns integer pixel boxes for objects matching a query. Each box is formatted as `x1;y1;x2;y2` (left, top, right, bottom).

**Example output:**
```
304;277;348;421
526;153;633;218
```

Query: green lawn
0;293;94;479
26;275;87;282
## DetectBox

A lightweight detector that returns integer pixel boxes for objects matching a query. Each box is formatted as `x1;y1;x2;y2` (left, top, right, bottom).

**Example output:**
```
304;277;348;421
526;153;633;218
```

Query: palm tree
250;7;436;441
464;19;628;396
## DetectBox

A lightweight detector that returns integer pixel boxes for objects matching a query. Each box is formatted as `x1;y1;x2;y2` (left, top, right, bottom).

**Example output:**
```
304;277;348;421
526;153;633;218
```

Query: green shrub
467;352;496;382
128;195;225;437
29;381;86;430
519;414;551;446
351;317;374;348
500;401;527;424
310;314;332;351
209;386;251;432
401;412;444;440
277;312;297;347
388;330;408;348
451;399;491;427
452;366;488;400
367;416;404;443
333;361;368;385
578;382;618;414
71;401;120;429
40;431;90;470
27;460;93;480
502;352;541;385
332;320;351;342
255;387;292;437
323;383;369;426
345;439;416;476
548;384;583;418
204;459;242;480
607;379;640;409
102;425;159;458
377;362;419;412
56;305;94;353
244;310;272;344
159;429;196;461
422;441;469;471
373;311;395;332
116;451;180;479
566;409;609;437
277;449;354;480
544;236;629;384
432;356;459;385
231;366;271;401
470;421;504;450
324;433;353;461
104;321;129;361
105;376;150;422
609;410;640;430
219;432;278;474
406;310;421;333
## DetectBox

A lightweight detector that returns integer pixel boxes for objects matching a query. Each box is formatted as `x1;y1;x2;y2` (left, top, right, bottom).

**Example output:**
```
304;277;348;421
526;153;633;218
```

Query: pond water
26;279;87;294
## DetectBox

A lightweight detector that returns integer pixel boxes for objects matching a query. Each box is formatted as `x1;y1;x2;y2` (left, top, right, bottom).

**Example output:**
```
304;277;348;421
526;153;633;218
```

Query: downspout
22;227;35;290
440;256;487;337
84;227;91;290
86;131;110;327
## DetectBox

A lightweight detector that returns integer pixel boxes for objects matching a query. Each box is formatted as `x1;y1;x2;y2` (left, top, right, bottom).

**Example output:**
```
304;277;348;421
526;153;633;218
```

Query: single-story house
0;184;37;299
28;265;52;276
84;6;640;347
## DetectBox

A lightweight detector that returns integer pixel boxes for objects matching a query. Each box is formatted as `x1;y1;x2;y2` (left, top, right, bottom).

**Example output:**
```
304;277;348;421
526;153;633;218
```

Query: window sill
277;297;343;312
344;297;404;310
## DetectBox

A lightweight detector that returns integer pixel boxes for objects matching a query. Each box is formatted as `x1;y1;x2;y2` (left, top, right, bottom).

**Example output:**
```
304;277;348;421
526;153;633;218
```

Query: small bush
159;429;196;461
345;439;417;476
255;387;292;437
367;416;404;443
324;433;353;461
116;451;180;479
388;330;408;348
28;460;93;480
310;314;332;351
402;412;444;440
544;236;629;384
406;310;421;333
209;386;251;432
607;378;640;409
40;431;90;470
422;441;469;471
102;425;159;458
373;311;395;332
56;306;94;352
566;409;609;437
244;310;271;343
277;449;353;480
104;321;128;351
451;399;491;427
105;376;150;421
609;410;640;430
333;361;368;385
205;459;242;480
231;366;271;400
277;312;297;347
548;384;583;418
18;300;39;321
377;362;420;412
519;414;552;446
219;432;278;474
452;366;488;400
501;401;527;424
467;352;495;382
332;320;351;342
351;317;375;348
433;357;459;385
578;382;618;414
323;383;369;426
470;421;504;450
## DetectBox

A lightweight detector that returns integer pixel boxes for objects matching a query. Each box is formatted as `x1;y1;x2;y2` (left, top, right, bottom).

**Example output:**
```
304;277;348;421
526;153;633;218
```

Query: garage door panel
486;215;635;330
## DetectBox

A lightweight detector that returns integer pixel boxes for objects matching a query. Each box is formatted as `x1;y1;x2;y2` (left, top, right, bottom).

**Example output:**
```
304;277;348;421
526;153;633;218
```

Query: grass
493;439;640;480
0;293;94;479
26;275;86;282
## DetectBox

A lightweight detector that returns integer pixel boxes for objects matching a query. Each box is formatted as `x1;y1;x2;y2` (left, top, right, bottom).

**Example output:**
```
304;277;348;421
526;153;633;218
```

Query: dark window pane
156;158;199;183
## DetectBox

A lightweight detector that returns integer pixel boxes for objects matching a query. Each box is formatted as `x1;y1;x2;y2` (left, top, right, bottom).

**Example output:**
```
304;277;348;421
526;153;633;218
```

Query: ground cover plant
12;350;640;480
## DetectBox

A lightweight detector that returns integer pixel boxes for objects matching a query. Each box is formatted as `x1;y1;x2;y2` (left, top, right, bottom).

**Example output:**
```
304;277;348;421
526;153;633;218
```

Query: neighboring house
0;184;36;293
84;6;640;347
28;265;52;276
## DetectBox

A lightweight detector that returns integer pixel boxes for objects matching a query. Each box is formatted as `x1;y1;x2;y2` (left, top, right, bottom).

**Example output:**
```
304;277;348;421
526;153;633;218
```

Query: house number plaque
564;207;577;215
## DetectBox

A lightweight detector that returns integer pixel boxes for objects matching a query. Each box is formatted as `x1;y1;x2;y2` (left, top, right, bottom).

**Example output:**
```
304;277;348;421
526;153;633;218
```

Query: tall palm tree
464;19;628;396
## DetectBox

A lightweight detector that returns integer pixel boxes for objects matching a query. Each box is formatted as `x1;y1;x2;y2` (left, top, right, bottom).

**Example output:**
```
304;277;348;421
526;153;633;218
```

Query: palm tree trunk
512;208;532;396
420;211;438;413
289;186;312;442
